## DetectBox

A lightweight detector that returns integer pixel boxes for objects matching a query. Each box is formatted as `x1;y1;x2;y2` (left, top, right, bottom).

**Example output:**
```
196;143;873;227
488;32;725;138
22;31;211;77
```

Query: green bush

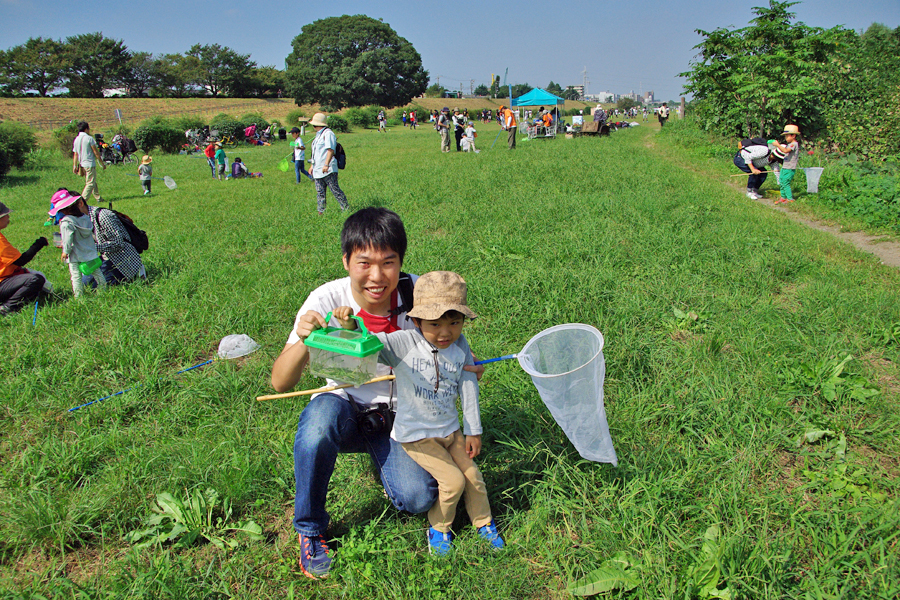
132;122;184;153
0;121;38;178
209;114;245;141
21;148;56;171
107;123;133;138
169;115;205;132
239;113;270;131
326;114;349;133
52;122;79;156
407;105;427;122
285;108;307;127
345;108;375;129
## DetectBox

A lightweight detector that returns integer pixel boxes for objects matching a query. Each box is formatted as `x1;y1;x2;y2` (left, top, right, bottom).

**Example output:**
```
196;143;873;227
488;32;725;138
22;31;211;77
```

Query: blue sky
2;0;898;101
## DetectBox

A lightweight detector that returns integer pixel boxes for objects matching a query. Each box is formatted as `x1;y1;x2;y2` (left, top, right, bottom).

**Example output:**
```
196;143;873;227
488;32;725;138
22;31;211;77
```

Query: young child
48;189;105;298
231;157;249;179
332;271;504;555
289;127;313;182
772;124;801;204
229;157;262;179
204;141;217;179
462;121;479;153
139;155;152;195
214;142;226;181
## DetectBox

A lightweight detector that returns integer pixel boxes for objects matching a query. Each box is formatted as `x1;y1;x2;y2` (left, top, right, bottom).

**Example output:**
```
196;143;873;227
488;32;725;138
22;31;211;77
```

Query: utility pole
582;66;589;100
470;79;475;95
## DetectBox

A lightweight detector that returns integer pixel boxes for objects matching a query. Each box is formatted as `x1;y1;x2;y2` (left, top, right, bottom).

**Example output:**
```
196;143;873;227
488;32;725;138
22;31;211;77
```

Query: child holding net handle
331;271;504;555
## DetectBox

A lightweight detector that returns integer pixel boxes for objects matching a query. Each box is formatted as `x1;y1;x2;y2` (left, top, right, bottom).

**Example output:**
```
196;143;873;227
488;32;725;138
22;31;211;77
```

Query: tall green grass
1;122;898;598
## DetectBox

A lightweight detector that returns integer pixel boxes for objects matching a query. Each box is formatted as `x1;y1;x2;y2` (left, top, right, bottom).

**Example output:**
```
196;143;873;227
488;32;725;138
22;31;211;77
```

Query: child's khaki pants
402;430;492;533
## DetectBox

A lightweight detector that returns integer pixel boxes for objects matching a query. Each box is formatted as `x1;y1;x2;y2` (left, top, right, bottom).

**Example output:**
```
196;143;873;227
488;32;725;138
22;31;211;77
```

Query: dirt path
643;126;900;268
752;198;900;268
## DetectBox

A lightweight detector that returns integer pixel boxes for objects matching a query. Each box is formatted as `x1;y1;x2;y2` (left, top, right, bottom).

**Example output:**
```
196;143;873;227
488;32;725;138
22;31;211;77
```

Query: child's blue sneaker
476;520;505;550
298;533;332;579
427;527;453;555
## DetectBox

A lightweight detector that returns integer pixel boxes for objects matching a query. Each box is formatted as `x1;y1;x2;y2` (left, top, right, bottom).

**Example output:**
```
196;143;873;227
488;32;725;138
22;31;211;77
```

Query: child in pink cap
49;190;106;298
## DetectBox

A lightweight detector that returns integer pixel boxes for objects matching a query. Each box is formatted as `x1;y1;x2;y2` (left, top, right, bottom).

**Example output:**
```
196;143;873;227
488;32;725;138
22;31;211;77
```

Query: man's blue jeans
292;393;438;536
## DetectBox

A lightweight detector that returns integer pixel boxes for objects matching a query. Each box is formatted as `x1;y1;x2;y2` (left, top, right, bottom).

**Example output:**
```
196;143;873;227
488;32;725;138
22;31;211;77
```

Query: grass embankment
0;98;305;132
0;122;898;598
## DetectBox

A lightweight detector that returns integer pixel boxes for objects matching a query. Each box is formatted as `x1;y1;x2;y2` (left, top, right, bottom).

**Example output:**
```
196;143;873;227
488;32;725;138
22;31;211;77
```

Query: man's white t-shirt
73;132;97;168
286;275;418;406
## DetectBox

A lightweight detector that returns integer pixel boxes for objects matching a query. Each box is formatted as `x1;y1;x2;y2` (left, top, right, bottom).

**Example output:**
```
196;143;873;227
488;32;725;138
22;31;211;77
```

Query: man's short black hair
77;121;90;133
341;207;407;264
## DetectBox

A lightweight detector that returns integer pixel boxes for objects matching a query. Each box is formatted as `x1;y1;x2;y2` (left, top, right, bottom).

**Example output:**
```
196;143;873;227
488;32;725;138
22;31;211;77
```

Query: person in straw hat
771;124;801;204
331;271;505;556
0;202;50;316
308;112;349;215
138;155;153;195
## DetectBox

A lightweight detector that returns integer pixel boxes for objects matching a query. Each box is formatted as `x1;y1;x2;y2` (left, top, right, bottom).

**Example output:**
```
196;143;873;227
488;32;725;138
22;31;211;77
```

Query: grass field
1;118;898;599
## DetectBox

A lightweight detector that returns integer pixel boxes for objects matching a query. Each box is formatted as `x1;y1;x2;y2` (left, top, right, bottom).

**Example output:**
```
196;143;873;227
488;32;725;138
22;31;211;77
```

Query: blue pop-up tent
511;88;566;108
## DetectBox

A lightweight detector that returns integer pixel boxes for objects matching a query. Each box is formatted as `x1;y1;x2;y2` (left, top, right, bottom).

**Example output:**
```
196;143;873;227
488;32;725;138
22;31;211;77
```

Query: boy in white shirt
462;122;479;153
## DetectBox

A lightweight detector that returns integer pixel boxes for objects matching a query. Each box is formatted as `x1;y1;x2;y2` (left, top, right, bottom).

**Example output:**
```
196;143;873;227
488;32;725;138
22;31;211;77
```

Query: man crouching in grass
271;207;484;579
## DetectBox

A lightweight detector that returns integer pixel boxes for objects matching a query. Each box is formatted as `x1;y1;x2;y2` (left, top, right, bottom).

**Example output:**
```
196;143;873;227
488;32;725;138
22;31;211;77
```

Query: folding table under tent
512;88;566;138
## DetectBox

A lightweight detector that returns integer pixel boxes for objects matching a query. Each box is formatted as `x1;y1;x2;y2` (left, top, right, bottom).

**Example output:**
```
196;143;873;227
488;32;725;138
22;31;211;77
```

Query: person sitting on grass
229;157;262;179
231;157;249;179
0;202;49;317
330;271;504;556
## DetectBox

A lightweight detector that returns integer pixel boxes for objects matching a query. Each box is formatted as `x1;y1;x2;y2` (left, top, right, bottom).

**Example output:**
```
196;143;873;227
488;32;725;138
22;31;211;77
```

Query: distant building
594;91;616;103
569;85;585;100
643;90;655;103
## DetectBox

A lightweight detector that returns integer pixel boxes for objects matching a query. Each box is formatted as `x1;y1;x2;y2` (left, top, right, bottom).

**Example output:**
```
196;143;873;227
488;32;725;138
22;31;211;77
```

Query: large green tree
680;1;839;138
188;44;255;96
285;15;428;109
818;23;900;157
122;51;157;97
1;37;66;97
546;81;564;96
64;33;130;97
562;86;581;101
151;53;200;97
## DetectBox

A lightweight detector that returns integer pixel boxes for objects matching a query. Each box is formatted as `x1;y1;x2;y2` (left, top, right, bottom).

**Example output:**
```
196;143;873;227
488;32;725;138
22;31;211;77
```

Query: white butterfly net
517;324;617;466
217;334;260;359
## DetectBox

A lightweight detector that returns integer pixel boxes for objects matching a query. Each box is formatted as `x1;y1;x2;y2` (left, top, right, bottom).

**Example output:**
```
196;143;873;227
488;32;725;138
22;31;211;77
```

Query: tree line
0;34;284;98
681;0;900;158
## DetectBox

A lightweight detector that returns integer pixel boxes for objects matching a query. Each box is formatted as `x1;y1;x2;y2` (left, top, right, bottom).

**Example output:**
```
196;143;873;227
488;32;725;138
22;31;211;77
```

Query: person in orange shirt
0;202;49;316
498;105;517;149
